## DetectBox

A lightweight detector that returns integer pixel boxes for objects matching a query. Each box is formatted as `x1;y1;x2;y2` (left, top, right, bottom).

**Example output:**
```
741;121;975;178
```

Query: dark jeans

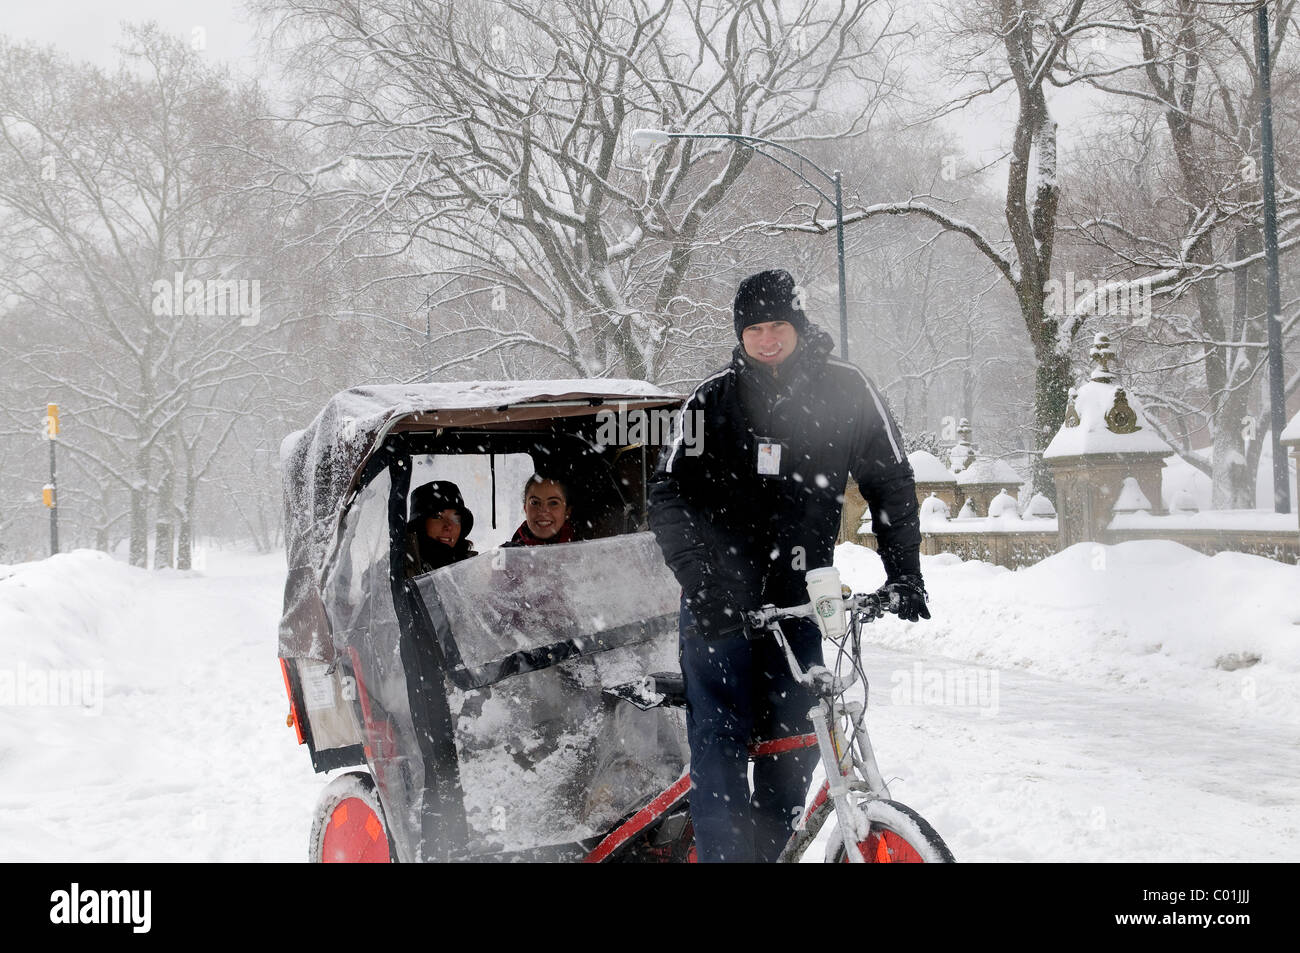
678;597;825;863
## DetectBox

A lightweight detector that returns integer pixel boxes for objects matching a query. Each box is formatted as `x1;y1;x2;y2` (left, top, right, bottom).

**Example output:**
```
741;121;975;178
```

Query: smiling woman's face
524;480;571;539
424;509;462;547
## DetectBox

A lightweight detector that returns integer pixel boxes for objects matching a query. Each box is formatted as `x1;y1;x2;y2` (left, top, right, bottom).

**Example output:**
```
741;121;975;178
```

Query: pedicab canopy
278;380;690;859
278;380;681;663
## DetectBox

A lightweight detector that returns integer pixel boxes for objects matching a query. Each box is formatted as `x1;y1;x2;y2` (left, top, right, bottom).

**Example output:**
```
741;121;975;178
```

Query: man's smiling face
741;320;798;365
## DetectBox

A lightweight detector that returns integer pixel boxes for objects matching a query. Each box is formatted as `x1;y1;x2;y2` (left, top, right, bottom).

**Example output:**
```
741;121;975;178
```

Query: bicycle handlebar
744;591;887;631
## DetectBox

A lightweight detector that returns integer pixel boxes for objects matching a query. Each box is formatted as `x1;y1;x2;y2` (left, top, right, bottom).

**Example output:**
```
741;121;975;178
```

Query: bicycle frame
584;591;895;864
756;597;892;863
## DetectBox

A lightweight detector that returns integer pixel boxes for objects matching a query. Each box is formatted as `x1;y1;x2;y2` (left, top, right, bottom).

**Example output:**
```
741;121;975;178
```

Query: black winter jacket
648;324;921;611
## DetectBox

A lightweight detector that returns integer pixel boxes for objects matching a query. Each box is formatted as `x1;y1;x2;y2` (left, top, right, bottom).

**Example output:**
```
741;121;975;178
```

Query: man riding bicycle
648;268;929;863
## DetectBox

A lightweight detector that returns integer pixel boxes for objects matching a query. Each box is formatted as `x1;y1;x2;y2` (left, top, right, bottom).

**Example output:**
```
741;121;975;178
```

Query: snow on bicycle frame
277;381;688;861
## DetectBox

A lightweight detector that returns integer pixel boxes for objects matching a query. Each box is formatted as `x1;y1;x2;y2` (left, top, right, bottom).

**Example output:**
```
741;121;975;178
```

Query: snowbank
0;551;148;679
835;540;1300;724
0;547;319;861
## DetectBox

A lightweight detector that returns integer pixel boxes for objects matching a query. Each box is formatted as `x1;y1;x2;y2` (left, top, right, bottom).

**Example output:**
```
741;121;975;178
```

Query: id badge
755;436;782;477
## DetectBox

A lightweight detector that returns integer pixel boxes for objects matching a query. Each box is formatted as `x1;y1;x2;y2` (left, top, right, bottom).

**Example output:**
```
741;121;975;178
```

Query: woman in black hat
405;480;477;576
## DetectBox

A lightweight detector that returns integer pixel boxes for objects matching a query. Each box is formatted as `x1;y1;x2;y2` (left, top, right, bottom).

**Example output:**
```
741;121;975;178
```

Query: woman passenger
405;480;477;575
505;475;575;546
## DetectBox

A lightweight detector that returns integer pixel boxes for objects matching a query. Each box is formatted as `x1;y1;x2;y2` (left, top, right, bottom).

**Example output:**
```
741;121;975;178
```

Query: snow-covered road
1;541;1296;861
850;643;1300;862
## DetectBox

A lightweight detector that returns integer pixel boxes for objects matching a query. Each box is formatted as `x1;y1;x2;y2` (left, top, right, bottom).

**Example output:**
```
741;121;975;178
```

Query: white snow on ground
0;548;320;861
837;541;1300;724
1;539;1298;861
825;541;1300;862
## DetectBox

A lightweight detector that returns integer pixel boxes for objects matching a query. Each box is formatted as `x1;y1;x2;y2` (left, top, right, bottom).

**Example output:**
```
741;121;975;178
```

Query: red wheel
309;772;393;863
830;800;955;863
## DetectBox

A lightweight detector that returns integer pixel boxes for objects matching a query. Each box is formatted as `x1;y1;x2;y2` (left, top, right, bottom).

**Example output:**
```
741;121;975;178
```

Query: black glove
876;574;931;622
685;585;747;640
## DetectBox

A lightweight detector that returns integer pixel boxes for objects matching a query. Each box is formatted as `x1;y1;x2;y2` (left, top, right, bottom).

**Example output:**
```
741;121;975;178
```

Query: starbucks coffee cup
806;567;846;639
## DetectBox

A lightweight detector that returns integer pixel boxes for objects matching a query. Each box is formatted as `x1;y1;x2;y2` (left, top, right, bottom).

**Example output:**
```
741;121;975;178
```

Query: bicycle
589;579;955;863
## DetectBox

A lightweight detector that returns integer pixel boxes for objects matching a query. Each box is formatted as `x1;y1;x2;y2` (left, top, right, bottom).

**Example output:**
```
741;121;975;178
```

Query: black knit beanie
732;269;809;340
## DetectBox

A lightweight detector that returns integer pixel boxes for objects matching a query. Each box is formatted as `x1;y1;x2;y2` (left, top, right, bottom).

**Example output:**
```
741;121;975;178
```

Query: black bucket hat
408;480;474;540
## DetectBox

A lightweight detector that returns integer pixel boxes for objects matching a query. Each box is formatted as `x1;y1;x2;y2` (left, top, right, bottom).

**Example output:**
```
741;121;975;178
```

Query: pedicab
277;381;954;863
278;381;696;862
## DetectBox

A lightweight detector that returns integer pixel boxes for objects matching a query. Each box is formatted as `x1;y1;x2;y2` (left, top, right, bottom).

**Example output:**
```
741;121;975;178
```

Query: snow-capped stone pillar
909;449;959;511
1043;333;1172;547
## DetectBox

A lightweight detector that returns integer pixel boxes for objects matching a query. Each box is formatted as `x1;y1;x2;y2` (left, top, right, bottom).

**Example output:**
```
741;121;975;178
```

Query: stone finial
956;497;977;520
1089;332;1117;383
1025;492;1056;519
1063;387;1081;428
1105;388;1141;434
987;489;1018;518
948;418;977;473
919;492;951;524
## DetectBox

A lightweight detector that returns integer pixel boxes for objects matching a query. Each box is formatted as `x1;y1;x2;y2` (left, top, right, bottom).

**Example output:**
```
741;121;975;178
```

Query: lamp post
1255;5;1292;514
632;128;851;361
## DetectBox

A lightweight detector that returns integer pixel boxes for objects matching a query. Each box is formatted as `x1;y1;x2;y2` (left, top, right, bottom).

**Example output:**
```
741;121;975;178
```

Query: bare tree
762;0;1129;495
0;26;303;565
255;0;910;383
1057;0;1300;506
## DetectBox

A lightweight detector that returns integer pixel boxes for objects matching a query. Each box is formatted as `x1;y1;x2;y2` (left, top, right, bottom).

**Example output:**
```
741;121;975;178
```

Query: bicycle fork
772;624;892;862
808;701;870;862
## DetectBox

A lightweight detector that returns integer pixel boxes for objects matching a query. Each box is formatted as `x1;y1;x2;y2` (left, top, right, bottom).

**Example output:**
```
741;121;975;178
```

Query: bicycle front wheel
828;800;955;863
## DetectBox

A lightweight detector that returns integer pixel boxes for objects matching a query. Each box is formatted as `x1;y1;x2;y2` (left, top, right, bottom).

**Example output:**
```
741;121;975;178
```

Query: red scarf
509;520;575;546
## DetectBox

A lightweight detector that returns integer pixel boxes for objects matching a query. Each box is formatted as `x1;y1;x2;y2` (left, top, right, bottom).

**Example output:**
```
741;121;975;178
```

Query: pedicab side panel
413;534;687;855
319;464;467;862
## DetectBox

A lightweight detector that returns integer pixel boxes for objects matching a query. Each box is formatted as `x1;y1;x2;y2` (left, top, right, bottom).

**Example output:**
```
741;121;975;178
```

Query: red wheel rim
321;796;390;863
849;829;927;863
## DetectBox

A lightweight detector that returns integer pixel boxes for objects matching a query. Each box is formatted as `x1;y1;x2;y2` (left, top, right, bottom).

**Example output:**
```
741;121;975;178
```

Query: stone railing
856;516;1060;570
855;510;1300;569
1107;511;1299;563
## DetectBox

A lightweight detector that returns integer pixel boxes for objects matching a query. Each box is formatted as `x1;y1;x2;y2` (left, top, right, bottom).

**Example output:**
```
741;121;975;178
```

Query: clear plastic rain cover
414;533;687;854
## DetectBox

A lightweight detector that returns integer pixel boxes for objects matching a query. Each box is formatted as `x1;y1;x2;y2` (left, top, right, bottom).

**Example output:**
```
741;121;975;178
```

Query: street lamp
632;128;851;361
1255;5;1292;514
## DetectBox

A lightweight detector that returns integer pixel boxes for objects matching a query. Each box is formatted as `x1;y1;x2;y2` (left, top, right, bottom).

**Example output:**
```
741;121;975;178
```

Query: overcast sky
5;0;262;78
4;0;1108;186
